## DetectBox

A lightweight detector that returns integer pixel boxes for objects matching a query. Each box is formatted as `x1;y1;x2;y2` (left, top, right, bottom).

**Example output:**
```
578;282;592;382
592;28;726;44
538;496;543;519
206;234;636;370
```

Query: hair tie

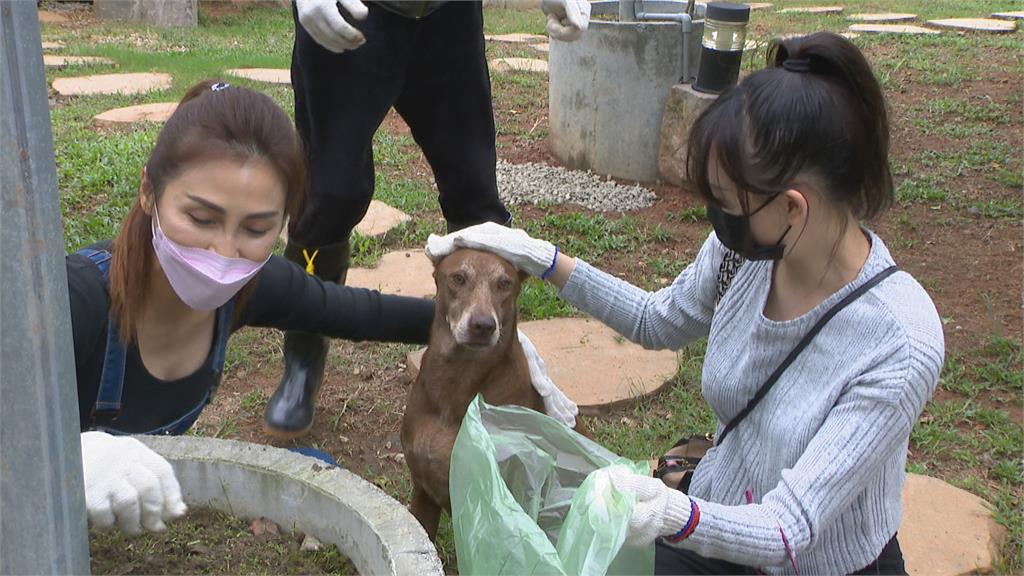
211;82;231;92
781;58;810;73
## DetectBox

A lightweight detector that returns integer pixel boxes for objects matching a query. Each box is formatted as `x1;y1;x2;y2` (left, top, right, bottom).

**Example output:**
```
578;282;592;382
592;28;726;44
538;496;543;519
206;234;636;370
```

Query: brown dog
401;248;583;540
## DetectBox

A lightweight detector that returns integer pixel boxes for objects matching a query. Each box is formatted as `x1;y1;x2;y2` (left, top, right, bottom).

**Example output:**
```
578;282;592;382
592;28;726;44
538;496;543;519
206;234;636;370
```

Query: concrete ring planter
139;436;442;575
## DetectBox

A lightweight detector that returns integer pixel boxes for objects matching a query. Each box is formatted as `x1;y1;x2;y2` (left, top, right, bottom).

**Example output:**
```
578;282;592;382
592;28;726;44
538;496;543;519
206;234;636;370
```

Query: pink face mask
151;207;269;310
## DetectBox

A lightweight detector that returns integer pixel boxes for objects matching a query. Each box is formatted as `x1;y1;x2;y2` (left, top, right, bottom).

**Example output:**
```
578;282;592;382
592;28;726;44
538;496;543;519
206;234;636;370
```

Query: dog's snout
468;313;496;337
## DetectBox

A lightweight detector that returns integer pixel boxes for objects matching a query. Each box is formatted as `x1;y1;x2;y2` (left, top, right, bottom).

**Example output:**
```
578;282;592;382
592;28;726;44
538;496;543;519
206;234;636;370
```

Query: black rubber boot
263;240;350;439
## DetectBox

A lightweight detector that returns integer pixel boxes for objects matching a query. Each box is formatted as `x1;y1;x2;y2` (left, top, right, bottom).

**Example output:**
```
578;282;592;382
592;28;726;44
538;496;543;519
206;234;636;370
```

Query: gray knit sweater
559;230;944;574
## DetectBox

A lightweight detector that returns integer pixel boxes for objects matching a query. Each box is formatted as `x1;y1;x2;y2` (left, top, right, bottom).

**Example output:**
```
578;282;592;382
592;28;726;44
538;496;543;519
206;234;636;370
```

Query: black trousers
289;0;510;248
654;533;907;575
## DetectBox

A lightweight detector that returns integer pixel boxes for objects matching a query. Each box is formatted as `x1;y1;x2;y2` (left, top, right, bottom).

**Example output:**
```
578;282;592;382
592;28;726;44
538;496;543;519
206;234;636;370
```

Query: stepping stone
225;68;291;85
992;11;1024;20
93;102;178;127
848;13;916;23
41;41;64;50
52;73;172;97
347;249;435;298
489;58;548;74
899;474;1006;575
849;24;939;35
531;43;550;53
776;6;843;15
746;3;773;10
37;11;68;24
43;55;114;68
406;317;678;414
484;33;547;43
776;32;859;40
926;18;1017;33
353;200;411;237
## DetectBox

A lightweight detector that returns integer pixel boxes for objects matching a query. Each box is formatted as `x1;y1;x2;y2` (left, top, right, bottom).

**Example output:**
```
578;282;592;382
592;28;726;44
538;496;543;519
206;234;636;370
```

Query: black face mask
706;193;791;261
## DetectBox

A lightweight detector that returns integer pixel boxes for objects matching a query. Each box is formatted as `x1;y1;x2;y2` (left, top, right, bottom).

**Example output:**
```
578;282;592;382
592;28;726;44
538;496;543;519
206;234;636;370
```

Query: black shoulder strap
715;265;899;446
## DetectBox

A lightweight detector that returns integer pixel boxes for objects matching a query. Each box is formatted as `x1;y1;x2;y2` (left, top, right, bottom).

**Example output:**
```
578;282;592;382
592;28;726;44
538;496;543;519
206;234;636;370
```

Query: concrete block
52;73;172;96
354;200;411;237
347;250;435;299
93;102;178;127
658;84;717;186
94;0;197;27
926;18;1017;33
490;57;549;74
900;473;1006;575
225;68;291;84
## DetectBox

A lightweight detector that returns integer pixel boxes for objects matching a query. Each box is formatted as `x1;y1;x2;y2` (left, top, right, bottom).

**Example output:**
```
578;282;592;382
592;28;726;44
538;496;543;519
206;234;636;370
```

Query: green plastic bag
450;395;654;575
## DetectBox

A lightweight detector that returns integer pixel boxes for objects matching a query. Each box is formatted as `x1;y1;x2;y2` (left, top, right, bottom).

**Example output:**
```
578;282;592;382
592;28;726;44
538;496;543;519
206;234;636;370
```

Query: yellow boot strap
302;249;319;275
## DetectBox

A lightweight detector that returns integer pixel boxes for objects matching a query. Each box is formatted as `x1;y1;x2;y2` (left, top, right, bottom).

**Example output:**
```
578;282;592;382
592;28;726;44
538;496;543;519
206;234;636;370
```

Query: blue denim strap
76;248;126;420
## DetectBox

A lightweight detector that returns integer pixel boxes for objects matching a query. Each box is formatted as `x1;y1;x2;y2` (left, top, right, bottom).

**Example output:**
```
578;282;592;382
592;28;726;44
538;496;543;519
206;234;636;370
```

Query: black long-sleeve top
67;247;433;433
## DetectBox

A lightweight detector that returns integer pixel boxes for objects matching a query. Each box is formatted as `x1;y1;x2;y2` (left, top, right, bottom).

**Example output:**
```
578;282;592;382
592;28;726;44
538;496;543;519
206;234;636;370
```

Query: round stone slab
926;18;1017;33
847;13;916;22
347;249;435;299
777;6;843;15
93;102;178;127
489;58;548;74
899;474;1006;575
354;200;411;237
406;317;678;413
43;55;114;68
225;68;291;84
849;24;939;35
52;72;172;96
484;33;547;43
992;11;1024;20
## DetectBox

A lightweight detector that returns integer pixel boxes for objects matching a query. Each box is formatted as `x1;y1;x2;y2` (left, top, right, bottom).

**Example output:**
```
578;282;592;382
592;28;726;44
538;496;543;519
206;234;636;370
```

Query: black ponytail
686;31;893;221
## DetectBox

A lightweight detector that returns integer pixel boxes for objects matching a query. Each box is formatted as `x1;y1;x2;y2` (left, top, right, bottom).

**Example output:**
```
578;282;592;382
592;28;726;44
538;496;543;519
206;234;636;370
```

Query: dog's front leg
410;483;443;541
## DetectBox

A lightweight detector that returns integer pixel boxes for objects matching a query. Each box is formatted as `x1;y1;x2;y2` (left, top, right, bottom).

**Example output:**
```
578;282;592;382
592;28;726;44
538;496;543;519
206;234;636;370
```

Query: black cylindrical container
693;2;750;94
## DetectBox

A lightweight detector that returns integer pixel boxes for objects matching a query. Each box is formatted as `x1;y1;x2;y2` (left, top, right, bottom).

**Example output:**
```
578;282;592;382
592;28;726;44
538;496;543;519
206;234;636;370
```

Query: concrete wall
95;0;198;27
549;20;684;182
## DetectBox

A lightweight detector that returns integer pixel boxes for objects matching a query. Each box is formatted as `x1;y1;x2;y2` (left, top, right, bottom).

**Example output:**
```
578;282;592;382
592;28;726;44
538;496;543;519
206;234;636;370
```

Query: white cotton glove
605;467;693;547
518;329;578;428
296;0;369;53
540;0;591;42
425;222;558;279
80;431;187;535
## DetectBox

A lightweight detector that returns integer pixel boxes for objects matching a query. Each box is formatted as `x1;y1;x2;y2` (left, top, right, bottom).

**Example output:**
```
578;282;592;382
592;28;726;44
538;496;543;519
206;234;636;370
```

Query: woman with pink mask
68;80;574;535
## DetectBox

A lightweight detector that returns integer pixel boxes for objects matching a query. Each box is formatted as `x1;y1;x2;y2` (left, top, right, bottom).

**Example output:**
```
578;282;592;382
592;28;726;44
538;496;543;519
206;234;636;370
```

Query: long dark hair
109;80;306;343
685;32;892;221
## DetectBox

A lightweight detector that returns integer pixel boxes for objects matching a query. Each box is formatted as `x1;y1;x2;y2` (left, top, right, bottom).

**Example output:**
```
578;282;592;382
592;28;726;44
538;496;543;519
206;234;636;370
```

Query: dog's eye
450;273;466;286
496;277;513;291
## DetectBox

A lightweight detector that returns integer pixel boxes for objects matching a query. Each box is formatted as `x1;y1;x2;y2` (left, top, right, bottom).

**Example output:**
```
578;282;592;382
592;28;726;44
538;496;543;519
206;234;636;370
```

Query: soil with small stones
89;507;356;575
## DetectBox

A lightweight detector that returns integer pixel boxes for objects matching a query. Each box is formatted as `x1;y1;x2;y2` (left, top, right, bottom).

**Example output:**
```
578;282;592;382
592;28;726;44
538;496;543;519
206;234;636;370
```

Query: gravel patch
496;159;656;212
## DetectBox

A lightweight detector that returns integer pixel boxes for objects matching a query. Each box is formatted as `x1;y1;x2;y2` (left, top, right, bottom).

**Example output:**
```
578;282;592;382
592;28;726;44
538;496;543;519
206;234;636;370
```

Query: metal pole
0;1;90;574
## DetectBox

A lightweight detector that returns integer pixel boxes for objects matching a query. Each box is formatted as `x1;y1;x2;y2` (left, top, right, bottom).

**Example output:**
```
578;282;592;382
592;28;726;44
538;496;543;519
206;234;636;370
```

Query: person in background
265;0;591;439
427;32;943;575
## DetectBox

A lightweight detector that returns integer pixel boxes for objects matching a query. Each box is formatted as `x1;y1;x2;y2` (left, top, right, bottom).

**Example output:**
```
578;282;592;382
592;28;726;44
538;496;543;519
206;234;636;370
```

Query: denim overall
77;247;233;436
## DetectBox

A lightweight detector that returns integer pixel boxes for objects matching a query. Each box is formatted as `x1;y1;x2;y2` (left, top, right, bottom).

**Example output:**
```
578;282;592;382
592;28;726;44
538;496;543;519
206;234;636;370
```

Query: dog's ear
518;270;530;284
